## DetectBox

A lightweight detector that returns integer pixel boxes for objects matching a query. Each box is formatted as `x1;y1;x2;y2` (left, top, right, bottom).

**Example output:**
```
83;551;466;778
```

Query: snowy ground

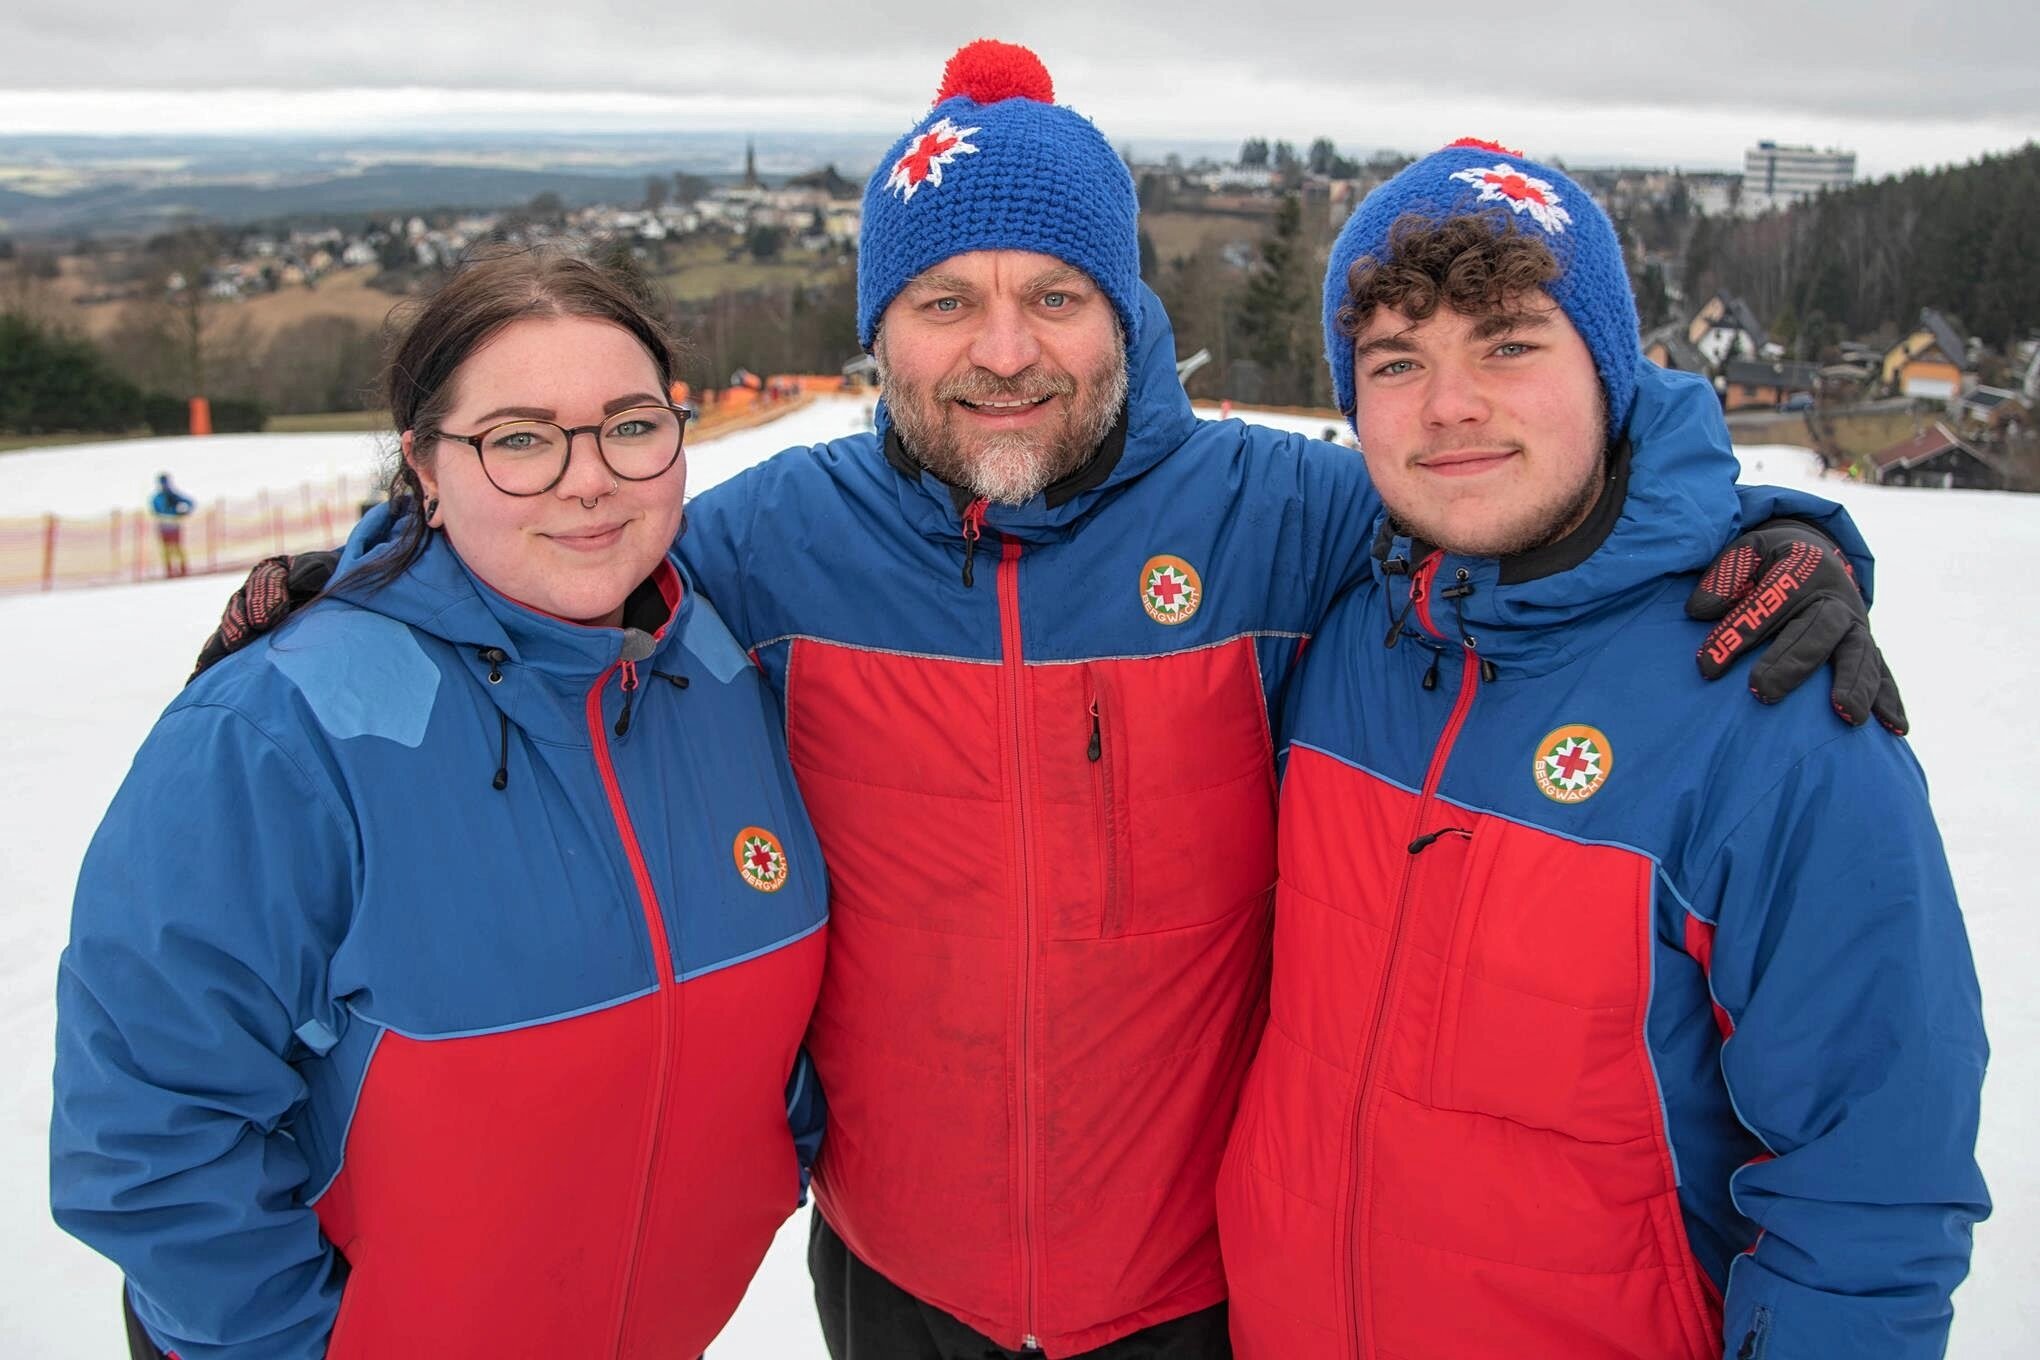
2;407;2034;1356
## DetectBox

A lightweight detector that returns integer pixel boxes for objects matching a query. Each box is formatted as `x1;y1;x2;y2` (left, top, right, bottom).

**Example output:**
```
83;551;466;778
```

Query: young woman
51;248;827;1360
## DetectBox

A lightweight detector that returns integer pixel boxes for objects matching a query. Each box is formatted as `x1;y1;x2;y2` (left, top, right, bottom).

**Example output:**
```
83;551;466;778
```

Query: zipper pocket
1735;1304;1772;1359
1089;694;1128;937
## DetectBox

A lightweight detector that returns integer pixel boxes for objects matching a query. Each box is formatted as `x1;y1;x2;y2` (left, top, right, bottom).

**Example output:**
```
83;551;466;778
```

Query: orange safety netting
0;475;373;595
1;390;832;595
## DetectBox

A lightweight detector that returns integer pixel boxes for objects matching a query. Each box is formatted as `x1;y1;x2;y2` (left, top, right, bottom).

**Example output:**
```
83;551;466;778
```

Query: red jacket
681;288;1378;1354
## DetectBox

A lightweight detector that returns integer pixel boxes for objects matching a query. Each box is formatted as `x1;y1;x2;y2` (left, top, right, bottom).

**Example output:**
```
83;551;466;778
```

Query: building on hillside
1686;293;1766;369
1642;323;1709;376
1880;308;1972;400
1195;166;1278;193
1866;422;2006;490
1740;141;1855;215
1957;385;2031;433
1722;359;1820;411
1818;363;1876;401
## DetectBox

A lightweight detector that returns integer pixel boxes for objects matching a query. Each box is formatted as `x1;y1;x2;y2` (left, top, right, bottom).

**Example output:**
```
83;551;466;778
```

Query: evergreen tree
1234;195;1313;404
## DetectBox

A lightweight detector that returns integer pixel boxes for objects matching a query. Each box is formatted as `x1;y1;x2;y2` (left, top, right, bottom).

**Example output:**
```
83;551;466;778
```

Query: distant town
3;132;2035;489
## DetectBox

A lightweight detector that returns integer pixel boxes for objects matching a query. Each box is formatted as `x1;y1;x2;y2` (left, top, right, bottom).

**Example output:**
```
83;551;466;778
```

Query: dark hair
347;243;680;594
1337;210;1559;340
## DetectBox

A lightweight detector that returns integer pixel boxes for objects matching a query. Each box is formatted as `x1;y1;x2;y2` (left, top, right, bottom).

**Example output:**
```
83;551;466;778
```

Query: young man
1215;140;1988;1360
185;53;1896;1360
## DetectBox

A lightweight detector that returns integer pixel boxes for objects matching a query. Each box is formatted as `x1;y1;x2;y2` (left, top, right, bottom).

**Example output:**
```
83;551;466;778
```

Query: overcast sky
0;1;2031;177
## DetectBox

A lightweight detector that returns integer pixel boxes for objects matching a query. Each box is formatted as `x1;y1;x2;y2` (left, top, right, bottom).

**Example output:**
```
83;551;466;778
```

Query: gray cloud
2;0;2032;166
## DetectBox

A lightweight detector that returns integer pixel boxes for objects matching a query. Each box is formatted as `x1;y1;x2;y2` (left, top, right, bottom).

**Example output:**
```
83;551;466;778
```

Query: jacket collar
325;505;693;743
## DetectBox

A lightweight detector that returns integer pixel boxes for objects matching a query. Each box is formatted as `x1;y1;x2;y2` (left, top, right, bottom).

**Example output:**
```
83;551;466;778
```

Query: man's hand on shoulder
188;551;340;683
1687;520;1907;734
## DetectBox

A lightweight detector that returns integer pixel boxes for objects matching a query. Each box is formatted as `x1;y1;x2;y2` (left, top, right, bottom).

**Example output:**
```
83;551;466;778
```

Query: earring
423;495;440;523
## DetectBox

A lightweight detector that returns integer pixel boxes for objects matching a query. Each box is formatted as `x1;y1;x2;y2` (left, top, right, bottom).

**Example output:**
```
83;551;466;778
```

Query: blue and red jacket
679;289;1869;1355
1215;363;1989;1359
51;523;828;1360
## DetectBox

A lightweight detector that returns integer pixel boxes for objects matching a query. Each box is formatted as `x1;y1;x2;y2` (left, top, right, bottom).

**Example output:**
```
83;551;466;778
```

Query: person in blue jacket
150;473;195;577
1218;139;1988;1360
52;246;829;1360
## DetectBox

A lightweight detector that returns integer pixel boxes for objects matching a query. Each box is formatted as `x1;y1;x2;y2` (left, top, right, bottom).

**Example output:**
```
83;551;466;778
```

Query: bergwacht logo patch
734;826;790;892
1138;554;1203;625
1532;724;1612;804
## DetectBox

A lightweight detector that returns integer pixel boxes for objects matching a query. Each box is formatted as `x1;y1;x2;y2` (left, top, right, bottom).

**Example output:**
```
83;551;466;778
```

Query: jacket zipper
588;661;682;1357
996;538;1043;1350
1343;555;1482;1360
1088;695;1126;938
962;497;989;587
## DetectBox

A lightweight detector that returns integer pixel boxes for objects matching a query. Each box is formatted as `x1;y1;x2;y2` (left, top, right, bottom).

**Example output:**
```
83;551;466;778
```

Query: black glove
188;550;340;683
1687;520;1907;734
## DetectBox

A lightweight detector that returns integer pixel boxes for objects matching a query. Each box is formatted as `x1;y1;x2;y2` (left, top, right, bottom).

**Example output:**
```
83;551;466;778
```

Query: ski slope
1;407;2034;1357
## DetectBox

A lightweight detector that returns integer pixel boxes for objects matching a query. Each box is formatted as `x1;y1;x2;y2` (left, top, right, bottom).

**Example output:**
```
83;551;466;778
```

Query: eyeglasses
438;404;694;497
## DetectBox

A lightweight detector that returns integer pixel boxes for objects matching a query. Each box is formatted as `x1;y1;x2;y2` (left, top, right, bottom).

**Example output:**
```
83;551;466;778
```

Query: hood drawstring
1384;553;1429;650
492;712;510;791
960;497;988;587
1438;569;1498;683
475;647;513;791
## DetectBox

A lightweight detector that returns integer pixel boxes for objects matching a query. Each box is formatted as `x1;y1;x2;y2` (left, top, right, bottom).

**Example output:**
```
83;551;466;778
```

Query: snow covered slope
1;420;2032;1357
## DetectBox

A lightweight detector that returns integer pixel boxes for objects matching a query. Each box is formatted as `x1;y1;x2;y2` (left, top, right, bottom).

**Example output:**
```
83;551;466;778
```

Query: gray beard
876;335;1129;505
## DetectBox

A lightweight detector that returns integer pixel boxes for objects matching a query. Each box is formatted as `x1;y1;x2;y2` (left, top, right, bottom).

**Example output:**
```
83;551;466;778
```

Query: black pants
122;1285;168;1360
809;1212;1232;1359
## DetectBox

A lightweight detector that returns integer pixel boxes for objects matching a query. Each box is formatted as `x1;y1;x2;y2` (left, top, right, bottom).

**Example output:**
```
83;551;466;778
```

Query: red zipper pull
615;660;640;737
1410;552;1439;606
961;497;988;588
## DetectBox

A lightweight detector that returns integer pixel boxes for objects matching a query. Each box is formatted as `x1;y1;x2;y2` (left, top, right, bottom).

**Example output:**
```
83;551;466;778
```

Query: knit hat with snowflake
857;40;1141;349
1323;139;1640;432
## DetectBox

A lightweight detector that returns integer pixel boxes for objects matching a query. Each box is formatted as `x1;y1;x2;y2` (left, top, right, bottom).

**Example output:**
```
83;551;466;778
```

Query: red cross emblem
1533;725;1612;804
885;117;982;201
1138;554;1203;625
733;826;790;893
1449;162;1574;235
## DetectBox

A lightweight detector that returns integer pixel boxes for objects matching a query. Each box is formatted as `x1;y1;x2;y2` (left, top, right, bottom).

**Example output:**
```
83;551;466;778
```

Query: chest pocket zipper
1088;694;1128;938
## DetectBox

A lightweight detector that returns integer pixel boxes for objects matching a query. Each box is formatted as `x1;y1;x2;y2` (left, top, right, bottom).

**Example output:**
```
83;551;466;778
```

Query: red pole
131;511;146;581
42;514;58;591
189;396;213;437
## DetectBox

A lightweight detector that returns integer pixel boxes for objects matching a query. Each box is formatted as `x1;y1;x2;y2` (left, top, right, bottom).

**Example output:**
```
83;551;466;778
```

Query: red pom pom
1446;136;1525;158
937;39;1055;105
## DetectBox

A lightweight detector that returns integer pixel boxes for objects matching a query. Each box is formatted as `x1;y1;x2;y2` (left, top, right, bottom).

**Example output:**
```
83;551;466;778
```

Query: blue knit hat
856;40;1141;350
1323;138;1640;433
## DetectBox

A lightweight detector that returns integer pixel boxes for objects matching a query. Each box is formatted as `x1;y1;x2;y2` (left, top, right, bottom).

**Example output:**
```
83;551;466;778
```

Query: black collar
883;405;1130;514
1497;439;1633;584
1368;439;1633;586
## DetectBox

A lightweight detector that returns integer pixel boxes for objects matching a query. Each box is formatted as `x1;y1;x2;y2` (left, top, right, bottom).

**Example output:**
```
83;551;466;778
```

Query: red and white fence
0;474;374;594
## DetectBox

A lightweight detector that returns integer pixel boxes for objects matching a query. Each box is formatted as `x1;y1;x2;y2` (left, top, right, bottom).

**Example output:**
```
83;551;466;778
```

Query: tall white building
1741;141;1856;215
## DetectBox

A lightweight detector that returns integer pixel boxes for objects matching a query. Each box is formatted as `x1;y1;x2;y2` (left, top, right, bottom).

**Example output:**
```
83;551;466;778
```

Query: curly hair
1336;210;1560;339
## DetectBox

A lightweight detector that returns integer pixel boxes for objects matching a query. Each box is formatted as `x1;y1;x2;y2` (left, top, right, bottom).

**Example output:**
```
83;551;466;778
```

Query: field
5;257;404;343
649;237;850;302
